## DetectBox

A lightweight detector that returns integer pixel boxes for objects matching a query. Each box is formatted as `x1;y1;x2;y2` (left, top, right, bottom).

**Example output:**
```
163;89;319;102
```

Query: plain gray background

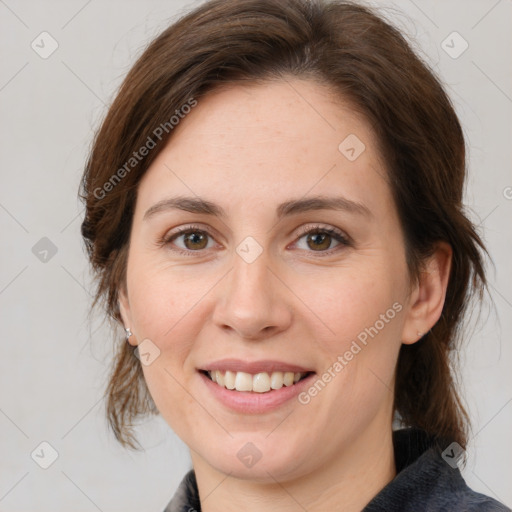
0;0;511;510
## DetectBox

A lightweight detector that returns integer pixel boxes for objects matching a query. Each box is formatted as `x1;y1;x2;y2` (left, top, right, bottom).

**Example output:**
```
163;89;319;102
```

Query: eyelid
287;223;352;256
159;222;352;255
292;223;351;245
159;223;219;251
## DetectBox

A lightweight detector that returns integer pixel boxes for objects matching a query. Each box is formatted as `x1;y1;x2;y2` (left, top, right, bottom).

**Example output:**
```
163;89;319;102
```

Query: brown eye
164;227;215;254
182;231;208;250
306;232;334;251
294;227;348;253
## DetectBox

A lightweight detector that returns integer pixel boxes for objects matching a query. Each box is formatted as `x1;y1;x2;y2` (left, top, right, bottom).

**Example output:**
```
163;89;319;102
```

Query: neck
191;423;396;512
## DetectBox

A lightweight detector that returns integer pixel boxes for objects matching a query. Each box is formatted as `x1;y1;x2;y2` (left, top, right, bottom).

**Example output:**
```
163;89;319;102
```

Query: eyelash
158;223;352;257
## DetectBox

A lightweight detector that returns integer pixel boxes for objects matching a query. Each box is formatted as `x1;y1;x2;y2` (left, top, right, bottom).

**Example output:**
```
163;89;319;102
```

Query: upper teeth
207;370;307;393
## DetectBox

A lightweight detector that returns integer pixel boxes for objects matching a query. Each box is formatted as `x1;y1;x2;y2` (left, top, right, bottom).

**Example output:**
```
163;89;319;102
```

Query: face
119;79;426;482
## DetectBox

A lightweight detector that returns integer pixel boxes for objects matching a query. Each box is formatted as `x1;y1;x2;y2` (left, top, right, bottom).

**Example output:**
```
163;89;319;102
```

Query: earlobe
401;242;452;345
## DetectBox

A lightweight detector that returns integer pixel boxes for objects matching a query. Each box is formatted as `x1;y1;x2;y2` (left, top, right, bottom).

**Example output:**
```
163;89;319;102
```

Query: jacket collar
164;428;509;511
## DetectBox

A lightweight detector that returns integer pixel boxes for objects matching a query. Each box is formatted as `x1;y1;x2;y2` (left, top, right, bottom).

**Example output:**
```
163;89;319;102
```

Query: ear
401;241;452;345
118;285;138;346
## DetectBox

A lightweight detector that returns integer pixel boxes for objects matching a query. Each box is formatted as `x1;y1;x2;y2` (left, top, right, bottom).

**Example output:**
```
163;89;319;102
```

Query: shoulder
449;488;511;511
162;470;201;512
363;428;511;512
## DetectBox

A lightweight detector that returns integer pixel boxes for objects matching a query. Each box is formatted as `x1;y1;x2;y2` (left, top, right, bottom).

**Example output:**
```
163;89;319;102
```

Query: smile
198;358;316;413
204;370;311;393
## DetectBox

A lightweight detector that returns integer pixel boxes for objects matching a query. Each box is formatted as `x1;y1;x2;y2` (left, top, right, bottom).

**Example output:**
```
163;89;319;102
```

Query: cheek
296;263;405;411
127;263;210;440
140;360;213;447
298;263;404;351
126;256;211;341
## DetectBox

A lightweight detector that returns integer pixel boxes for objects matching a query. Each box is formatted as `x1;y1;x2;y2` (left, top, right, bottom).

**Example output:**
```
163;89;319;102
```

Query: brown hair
80;0;489;452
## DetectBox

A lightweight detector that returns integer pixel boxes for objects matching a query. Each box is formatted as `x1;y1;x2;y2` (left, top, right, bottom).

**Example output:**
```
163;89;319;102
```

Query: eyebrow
143;194;372;221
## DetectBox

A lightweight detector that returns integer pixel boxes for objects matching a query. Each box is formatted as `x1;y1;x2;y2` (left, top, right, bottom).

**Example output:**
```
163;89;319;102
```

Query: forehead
136;79;391;219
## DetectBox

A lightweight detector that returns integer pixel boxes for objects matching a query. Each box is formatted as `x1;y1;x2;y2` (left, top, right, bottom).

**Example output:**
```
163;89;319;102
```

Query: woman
80;0;510;510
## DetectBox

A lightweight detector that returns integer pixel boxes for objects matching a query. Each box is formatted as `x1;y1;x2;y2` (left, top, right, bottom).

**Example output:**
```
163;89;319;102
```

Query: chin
196;434;310;483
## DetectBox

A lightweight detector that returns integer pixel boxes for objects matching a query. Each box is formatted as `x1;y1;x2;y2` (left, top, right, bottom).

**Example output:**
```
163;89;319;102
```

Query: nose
212;248;293;340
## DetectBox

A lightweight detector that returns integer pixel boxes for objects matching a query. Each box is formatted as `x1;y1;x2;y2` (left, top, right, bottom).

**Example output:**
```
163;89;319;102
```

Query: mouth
197;360;317;413
200;369;314;393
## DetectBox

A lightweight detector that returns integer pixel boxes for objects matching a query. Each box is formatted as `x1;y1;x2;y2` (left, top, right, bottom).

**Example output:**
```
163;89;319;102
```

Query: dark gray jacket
163;428;510;511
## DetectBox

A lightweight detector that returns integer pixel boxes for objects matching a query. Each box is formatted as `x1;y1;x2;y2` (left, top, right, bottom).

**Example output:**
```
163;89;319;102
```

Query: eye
159;223;351;256
160;225;217;254
292;225;351;254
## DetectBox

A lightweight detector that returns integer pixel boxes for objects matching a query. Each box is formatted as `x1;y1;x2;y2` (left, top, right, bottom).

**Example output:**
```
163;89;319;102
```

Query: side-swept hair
80;0;488;451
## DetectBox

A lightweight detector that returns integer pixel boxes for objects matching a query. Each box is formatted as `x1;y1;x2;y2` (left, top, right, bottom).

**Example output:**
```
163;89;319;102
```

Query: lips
198;365;316;414
200;358;314;374
198;358;315;394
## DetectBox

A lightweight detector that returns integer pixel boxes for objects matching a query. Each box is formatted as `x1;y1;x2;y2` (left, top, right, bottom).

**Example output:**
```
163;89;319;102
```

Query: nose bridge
234;247;269;291
212;240;291;337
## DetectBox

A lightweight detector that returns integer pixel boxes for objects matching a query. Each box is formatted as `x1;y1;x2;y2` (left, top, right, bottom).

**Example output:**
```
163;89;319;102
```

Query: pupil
186;232;205;249
308;233;330;250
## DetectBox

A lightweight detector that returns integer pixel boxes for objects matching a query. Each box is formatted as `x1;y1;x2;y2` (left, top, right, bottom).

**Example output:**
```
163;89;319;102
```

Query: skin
119;78;452;512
